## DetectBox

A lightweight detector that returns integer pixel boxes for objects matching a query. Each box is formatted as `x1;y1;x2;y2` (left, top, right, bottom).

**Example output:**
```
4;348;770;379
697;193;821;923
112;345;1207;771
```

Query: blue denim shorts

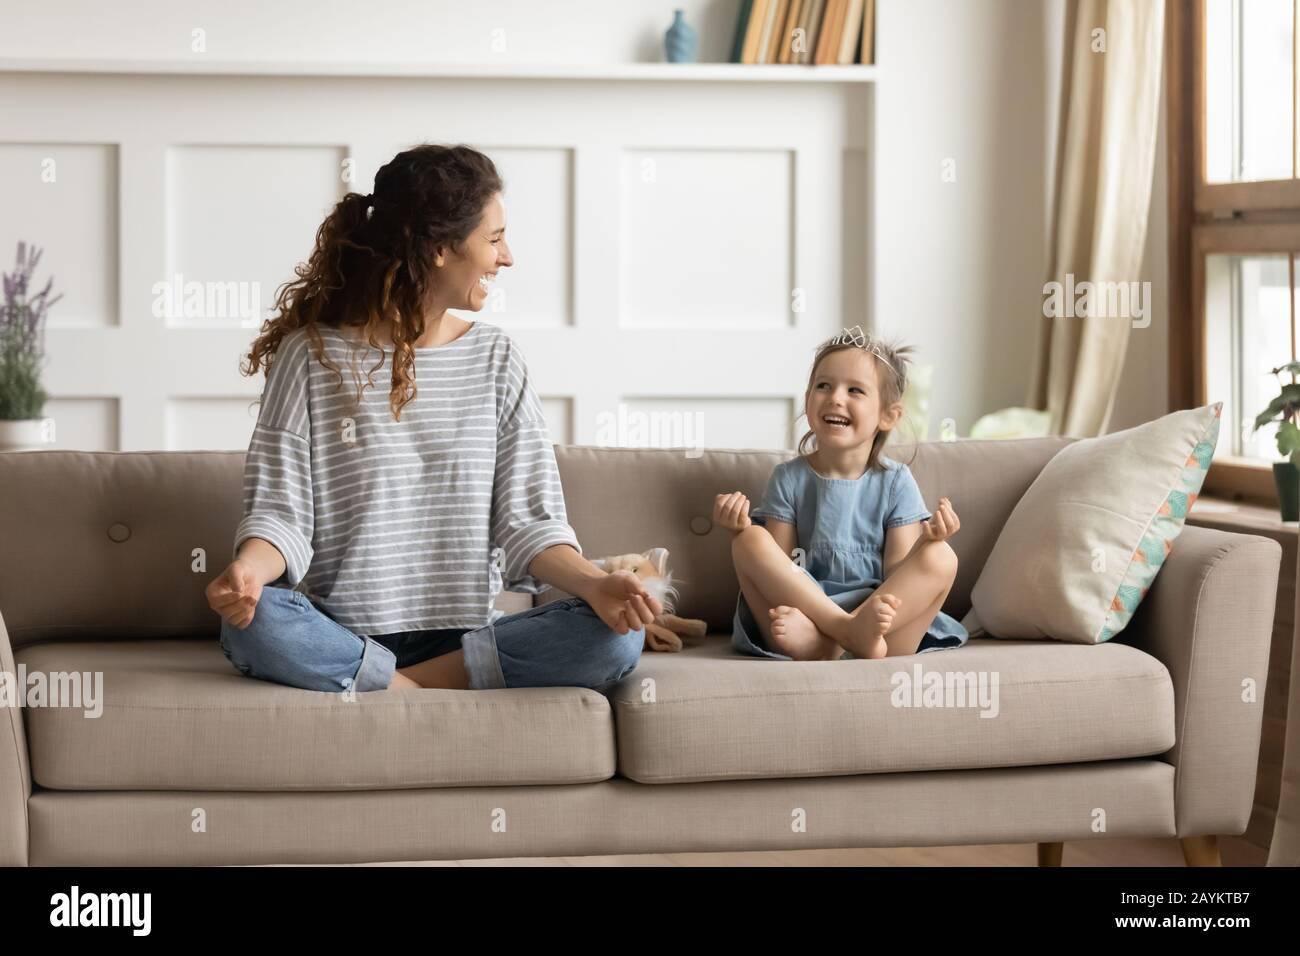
219;587;644;694
368;628;466;669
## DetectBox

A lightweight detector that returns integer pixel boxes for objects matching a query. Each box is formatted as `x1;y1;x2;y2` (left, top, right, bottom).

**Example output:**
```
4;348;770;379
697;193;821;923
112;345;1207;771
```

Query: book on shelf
798;0;826;64
729;0;874;66
730;0;754;63
838;0;864;65
759;0;780;63
740;0;768;63
777;0;805;64
813;0;842;64
755;0;783;63
860;0;875;65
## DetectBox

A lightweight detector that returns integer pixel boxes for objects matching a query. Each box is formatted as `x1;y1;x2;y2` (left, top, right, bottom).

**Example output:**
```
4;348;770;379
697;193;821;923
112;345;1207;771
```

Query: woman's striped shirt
232;320;580;635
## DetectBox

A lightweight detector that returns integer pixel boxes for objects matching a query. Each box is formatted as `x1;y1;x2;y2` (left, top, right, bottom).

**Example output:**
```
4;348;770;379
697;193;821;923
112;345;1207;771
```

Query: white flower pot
0;418;56;452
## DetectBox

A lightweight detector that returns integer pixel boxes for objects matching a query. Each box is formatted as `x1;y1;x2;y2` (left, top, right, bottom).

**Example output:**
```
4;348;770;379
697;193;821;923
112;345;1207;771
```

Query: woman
205;144;659;692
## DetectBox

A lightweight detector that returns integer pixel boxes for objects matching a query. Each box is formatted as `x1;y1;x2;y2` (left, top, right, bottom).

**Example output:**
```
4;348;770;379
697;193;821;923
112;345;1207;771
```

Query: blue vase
664;9;698;63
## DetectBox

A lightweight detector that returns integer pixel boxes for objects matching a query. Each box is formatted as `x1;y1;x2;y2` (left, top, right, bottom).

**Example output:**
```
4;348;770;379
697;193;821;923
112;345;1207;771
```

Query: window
1204;0;1294;184
1204;253;1295;458
1170;0;1300;503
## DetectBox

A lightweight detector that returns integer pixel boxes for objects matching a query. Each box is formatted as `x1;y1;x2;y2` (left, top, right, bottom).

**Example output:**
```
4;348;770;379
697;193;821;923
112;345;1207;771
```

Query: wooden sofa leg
1037;842;1063;866
1180;835;1222;866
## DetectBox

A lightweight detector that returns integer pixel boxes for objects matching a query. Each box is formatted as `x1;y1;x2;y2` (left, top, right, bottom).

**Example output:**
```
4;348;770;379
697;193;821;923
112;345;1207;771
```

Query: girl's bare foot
841;593;901;659
768;606;843;661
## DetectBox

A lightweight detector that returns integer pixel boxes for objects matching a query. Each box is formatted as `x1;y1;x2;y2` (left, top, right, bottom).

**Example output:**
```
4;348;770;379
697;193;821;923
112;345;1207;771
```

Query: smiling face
431;191;513;312
805;347;902;451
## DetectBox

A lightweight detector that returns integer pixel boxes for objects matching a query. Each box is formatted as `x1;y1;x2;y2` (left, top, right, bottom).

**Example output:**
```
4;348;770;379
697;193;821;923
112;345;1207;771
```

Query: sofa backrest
0;450;246;647
0;437;1072;646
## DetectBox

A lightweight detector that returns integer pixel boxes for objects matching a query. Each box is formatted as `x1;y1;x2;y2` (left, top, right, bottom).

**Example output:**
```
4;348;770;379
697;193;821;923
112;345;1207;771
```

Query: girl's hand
713;491;753;532
583;570;663;635
922;497;960;543
206;558;263;629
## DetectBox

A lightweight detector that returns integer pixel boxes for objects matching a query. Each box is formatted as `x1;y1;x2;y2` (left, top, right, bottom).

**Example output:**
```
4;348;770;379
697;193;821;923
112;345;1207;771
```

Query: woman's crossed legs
220;588;643;692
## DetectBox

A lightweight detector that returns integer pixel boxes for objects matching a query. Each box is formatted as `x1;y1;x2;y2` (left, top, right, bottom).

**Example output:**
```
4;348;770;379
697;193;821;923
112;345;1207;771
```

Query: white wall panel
614;396;794;451
0;143;118;327
1;68;870;452
165;144;345;328
477;147;573;328
620;148;793;329
42;397;119;450
165;396;259;451
539;396;573;445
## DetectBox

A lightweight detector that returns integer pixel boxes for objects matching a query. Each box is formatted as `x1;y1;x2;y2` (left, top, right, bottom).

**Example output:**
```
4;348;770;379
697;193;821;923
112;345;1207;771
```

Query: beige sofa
0;437;1281;866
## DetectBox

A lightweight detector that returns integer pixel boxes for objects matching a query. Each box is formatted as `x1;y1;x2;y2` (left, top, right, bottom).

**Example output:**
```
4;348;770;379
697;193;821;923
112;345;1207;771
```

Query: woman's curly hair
241;144;503;421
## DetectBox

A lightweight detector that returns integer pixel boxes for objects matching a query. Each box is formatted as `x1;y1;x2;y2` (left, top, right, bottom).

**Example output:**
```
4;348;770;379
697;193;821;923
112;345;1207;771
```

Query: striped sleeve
233;334;315;589
490;339;581;593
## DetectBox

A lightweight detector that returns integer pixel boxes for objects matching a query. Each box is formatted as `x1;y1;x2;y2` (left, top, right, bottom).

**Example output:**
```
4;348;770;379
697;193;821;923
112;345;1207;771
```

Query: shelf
1190;495;1298;532
0;58;879;83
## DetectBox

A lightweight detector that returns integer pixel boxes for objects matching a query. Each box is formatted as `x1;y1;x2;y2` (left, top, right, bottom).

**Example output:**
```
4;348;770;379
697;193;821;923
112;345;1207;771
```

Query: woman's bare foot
839;593;901;659
768;606;843;661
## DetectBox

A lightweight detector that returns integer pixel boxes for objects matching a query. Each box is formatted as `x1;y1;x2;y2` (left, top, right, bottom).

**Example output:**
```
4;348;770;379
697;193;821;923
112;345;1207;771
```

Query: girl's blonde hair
796;328;916;473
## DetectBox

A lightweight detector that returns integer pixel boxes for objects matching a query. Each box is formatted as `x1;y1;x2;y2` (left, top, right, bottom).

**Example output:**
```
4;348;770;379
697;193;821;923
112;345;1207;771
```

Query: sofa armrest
0;607;30;865
1123;523;1282;838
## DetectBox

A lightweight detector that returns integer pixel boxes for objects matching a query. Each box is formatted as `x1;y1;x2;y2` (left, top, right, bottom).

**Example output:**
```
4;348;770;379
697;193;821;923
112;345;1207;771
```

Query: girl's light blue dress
732;454;970;659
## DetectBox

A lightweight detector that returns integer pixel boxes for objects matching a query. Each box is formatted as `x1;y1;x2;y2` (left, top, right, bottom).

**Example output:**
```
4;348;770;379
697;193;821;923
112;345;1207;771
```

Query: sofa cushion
17;640;616;790
607;636;1175;784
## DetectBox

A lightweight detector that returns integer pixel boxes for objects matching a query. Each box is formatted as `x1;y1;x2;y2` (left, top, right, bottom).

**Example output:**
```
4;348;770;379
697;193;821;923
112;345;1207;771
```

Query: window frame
1170;0;1300;504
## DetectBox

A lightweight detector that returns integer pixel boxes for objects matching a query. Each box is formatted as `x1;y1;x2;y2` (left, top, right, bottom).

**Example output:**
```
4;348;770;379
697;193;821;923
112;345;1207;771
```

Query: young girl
715;328;968;661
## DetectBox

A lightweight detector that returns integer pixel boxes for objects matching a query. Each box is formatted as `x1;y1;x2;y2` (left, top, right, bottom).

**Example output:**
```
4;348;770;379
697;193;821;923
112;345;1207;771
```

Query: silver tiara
832;325;903;382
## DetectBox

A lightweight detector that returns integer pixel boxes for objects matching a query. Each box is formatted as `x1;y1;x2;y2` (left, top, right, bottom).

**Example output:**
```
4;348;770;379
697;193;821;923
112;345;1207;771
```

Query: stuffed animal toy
591;548;708;652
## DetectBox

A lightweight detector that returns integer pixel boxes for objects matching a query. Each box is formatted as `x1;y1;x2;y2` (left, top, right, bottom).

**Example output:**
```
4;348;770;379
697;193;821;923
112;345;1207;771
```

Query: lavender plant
1;242;60;420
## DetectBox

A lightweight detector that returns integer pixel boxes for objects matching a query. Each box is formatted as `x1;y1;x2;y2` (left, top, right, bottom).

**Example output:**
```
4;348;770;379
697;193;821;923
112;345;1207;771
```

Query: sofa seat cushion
607;637;1175;784
17;640;617;790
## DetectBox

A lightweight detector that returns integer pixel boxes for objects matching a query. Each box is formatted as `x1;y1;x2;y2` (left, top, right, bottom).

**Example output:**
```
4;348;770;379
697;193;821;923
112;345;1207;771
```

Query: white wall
874;0;1168;436
0;0;737;64
1;0;1171;445
874;0;1053;435
1;24;870;452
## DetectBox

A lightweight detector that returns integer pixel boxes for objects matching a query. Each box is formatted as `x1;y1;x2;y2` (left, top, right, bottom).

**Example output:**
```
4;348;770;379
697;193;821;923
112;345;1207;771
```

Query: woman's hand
582;570;663;635
921;497;960;543
713;491;753;532
206;558;264;629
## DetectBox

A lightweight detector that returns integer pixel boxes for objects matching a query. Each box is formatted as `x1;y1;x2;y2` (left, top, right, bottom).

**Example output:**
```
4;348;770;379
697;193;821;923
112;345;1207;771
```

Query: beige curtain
1269;549;1300;865
1029;0;1165;437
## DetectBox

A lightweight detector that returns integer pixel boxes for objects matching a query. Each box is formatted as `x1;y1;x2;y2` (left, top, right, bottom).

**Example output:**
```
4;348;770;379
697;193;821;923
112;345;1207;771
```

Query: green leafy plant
0;242;59;421
1253;361;1300;464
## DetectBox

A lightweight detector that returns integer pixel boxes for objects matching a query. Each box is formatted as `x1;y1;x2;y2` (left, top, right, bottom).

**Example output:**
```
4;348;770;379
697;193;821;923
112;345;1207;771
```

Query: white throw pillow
960;404;1221;643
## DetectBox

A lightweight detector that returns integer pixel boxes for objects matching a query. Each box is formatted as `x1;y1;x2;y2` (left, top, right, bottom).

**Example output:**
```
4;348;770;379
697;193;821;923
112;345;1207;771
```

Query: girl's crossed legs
731;524;957;660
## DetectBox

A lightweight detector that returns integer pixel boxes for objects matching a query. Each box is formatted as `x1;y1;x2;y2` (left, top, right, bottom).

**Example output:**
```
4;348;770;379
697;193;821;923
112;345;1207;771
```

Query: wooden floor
351;834;1268;866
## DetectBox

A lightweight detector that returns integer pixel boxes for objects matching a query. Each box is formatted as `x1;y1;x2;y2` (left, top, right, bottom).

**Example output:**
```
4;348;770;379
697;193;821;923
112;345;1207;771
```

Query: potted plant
0;242;59;451
1253;361;1300;521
